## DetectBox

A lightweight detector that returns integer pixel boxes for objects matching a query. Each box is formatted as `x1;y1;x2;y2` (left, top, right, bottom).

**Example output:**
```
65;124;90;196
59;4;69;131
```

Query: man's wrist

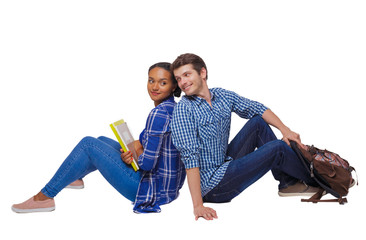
193;201;204;208
192;195;204;208
279;125;290;135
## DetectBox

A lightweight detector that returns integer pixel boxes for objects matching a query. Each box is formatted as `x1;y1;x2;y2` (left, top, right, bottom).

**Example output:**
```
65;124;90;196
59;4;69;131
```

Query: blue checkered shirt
133;96;186;213
171;88;268;196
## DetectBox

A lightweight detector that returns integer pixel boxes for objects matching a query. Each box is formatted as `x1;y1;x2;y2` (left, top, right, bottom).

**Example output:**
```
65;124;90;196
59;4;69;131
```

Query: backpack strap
301;188;348;204
301;188;324;203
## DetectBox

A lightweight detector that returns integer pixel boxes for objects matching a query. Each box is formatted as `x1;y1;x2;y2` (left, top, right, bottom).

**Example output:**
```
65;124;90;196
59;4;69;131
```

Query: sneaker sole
65;185;84;189
11;206;55;213
278;191;319;197
278;189;326;197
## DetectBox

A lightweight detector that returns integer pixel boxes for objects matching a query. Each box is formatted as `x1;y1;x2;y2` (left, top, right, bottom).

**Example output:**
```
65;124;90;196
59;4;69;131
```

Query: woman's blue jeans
203;115;316;203
41;136;142;201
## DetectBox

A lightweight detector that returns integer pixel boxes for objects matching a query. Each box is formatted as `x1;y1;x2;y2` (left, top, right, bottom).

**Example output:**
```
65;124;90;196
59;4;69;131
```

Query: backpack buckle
310;162;314;177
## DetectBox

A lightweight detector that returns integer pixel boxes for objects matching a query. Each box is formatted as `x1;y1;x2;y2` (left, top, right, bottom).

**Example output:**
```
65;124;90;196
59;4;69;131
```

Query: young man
170;53;319;221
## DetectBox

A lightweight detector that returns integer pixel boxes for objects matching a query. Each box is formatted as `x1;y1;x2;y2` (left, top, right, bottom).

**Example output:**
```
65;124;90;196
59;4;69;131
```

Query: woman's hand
193;205;218;221
121;140;143;165
133;140;144;158
120;149;134;165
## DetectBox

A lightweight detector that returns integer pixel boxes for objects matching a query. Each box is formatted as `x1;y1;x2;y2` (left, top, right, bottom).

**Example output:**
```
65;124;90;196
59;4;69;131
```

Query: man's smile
182;83;193;91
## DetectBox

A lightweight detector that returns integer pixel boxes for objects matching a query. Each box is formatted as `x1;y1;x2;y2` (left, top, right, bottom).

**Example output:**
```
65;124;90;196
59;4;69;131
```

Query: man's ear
200;67;207;81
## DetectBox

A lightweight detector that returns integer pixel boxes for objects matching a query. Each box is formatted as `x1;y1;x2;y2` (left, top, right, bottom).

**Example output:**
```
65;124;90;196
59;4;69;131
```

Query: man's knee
268;139;288;152
247;115;267;129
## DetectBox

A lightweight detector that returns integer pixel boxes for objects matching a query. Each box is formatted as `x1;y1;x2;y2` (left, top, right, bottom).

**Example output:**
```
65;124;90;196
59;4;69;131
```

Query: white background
1;0;365;239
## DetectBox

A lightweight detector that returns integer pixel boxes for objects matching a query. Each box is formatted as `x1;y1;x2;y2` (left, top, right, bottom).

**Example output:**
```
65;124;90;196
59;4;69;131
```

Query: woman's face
147;67;176;106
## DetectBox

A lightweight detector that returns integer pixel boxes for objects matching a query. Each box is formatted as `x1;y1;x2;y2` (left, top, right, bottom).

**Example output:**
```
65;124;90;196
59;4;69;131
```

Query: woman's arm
134;140;144;158
137;108;169;171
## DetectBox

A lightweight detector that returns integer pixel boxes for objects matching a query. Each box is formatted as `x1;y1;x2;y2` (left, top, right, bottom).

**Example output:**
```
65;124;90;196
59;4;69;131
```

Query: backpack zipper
310;162;314;177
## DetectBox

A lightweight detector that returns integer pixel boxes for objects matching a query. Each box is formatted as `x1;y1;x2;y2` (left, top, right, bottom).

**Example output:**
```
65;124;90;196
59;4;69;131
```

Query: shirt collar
185;89;214;106
166;95;175;102
161;95;175;104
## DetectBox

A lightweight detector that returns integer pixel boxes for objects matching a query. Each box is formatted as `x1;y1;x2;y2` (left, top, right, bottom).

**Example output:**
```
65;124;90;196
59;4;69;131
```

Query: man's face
173;64;206;97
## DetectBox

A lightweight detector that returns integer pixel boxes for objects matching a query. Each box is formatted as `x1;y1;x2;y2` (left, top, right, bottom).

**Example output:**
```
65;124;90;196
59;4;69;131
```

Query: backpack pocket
313;160;350;197
314;160;336;178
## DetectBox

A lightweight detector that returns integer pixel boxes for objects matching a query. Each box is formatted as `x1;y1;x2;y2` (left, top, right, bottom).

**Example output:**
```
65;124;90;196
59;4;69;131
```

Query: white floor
1;1;365;239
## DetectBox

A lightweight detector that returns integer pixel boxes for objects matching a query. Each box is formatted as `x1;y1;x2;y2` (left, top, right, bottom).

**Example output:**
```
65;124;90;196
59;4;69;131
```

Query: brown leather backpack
290;141;357;204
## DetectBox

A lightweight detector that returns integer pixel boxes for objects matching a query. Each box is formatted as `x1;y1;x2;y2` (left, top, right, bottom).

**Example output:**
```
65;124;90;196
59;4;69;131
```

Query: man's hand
194;205;218;221
262;109;306;149
185;168;218;221
281;127;306;149
281;128;307;150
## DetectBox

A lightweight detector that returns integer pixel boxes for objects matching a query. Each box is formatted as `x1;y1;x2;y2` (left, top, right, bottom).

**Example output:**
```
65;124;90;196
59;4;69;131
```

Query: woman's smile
147;67;177;106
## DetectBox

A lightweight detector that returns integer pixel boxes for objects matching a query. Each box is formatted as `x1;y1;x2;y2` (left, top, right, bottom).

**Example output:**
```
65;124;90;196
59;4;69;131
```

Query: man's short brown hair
171;53;208;80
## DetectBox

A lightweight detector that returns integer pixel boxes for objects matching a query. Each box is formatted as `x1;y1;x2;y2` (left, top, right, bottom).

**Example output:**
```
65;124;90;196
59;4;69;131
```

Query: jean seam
44;138;140;198
84;140;141;185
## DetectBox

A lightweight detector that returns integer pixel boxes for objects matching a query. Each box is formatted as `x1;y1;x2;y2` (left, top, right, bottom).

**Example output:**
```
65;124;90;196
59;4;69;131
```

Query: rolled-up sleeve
171;102;200;169
224;89;268;119
138;108;169;171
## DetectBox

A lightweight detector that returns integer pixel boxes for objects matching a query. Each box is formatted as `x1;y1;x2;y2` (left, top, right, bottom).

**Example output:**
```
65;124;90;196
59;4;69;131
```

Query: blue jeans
203;116;317;203
41;136;142;201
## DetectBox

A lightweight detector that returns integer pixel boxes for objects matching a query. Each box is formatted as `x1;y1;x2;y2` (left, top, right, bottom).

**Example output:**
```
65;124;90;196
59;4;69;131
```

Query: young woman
12;62;186;214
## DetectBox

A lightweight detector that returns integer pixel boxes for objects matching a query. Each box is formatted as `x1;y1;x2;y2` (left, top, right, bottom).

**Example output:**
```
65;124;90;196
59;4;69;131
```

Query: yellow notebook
110;119;139;171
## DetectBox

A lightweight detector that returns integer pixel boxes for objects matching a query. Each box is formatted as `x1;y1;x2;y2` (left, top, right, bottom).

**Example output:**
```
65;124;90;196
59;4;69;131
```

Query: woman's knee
97;136;108;142
79;136;97;146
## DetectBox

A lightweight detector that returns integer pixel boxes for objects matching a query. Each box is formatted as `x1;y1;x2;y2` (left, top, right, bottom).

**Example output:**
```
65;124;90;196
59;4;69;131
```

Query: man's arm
186;168;218;221
171;102;218;221
262;109;305;148
224;89;302;147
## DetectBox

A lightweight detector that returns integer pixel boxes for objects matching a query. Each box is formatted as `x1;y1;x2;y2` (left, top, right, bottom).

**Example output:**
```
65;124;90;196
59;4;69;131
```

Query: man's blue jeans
41;136;142;201
203;116;316;203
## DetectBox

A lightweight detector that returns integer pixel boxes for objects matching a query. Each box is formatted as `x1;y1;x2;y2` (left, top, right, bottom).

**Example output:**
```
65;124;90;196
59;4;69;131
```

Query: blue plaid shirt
133;96;186;213
171;88;268;196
